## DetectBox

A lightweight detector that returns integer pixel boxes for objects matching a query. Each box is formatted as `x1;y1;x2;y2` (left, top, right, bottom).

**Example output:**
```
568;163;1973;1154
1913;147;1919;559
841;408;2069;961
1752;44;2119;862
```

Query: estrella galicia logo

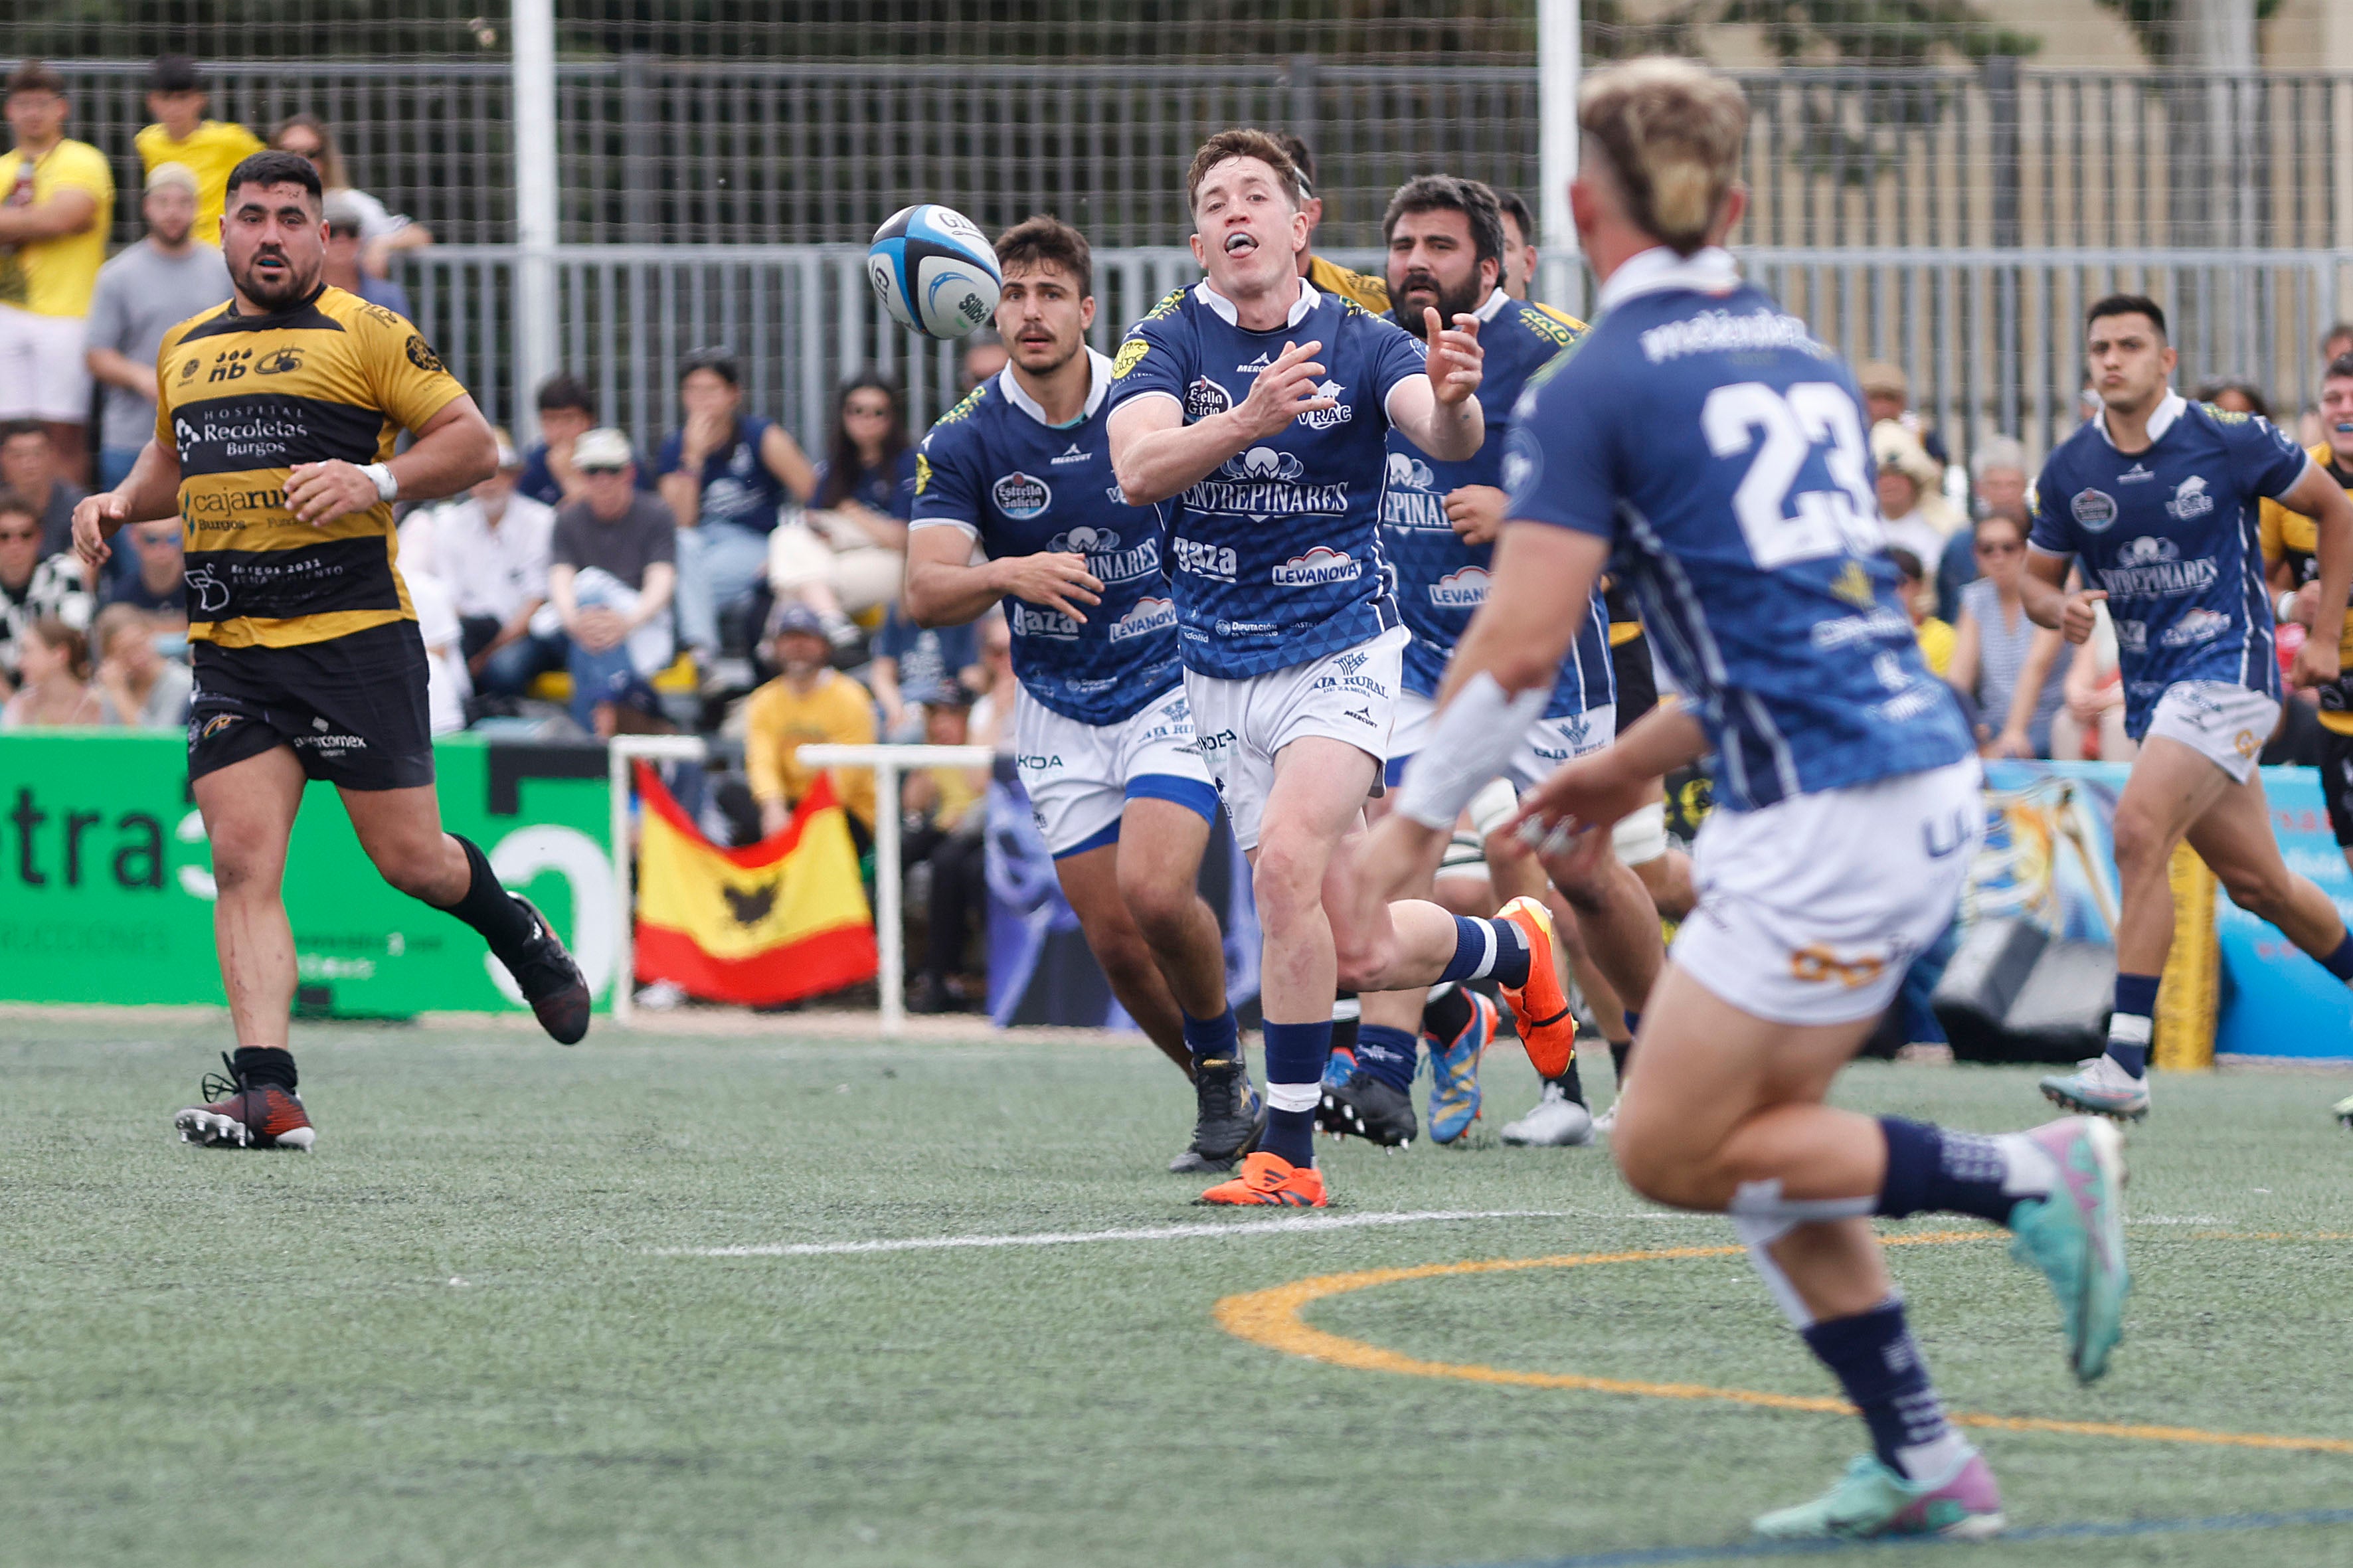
2070;487;2119;532
992;471;1051;519
256;346;305;376
2165;474;2215;521
1184;377;1233;420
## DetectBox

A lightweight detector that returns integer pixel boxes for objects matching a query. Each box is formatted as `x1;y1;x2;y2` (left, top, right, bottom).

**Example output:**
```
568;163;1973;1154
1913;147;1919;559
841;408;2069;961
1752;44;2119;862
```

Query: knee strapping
1727;1179;1877;1331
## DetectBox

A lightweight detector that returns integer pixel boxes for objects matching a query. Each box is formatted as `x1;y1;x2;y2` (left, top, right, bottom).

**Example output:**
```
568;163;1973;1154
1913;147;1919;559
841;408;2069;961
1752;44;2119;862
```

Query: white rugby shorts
2142;680;2279;785
1012;685;1219;858
1673;758;1983;1026
1185;626;1404;852
1386;688;1617;796
0;305;91;422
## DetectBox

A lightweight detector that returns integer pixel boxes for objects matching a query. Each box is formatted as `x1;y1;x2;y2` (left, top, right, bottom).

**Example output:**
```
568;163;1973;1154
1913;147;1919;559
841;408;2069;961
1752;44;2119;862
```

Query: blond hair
1578;58;1748;256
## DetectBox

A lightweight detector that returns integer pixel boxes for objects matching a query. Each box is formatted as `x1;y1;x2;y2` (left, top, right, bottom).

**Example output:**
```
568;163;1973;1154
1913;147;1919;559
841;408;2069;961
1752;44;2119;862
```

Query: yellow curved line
1213;1231;2353;1455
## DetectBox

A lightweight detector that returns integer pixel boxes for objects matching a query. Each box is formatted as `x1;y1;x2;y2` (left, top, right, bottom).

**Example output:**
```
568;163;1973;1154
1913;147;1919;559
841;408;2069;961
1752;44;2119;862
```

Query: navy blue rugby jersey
1381;290;1612;719
1503;248;1972;813
1106;278;1427;679
909;349;1181;726
2028;394;2309;736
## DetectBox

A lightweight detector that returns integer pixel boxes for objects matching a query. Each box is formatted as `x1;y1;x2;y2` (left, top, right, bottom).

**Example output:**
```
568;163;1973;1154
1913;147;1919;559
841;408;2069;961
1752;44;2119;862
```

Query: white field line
650;1209;1589;1258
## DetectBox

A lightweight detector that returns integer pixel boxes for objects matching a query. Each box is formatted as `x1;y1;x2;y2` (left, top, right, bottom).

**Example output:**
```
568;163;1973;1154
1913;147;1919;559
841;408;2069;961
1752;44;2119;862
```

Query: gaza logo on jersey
2165;474;2216;521
1109;596;1177;642
2160;607;2232;647
2071;487;2119;532
1048;524;1160;582
1185;376;1232;420
1009;603;1081;640
992;472;1051;519
1297;380;1352;430
1272;545;1359;586
1429;566;1490;607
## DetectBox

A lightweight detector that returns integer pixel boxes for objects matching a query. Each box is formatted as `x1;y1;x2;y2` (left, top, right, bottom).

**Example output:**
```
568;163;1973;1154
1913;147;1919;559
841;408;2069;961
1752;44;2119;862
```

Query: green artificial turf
0;1015;2348;1568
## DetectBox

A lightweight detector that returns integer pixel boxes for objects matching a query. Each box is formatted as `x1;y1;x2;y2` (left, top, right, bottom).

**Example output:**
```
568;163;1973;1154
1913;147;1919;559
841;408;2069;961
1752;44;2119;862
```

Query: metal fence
396;244;2353;475
37;57;2353;252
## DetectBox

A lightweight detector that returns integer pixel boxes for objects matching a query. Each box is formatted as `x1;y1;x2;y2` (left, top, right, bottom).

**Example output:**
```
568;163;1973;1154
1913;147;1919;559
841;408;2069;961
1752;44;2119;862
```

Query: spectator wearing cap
267;114;432;278
1856;359;1948;467
1939;436;2030;620
655;349;816;685
406;429;560;699
1;60;114;483
1870;419;1961;570
322;191;412;318
133;56;262;247
742;603;878;837
519;372;652;511
545;428;676;737
0;421;86;561
83;161;231;493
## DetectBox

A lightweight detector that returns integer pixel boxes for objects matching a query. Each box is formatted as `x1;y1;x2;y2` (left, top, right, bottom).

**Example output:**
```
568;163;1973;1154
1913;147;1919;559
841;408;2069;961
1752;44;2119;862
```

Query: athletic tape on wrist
1393;673;1551;831
359;462;398;502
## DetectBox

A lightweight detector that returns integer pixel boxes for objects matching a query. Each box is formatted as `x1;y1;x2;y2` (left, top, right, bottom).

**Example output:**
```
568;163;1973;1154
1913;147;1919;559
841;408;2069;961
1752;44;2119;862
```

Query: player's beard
1395;270;1482;337
233;247;322;311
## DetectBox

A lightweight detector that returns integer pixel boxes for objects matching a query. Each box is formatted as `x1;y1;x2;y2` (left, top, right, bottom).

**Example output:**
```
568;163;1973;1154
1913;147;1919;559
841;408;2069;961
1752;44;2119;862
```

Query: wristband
359;462;399;503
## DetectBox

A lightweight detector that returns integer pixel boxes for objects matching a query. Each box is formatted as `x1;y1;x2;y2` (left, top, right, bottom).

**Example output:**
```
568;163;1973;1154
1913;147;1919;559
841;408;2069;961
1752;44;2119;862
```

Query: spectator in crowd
83;162;231;493
869;597;980;741
742;603;878;837
1870;419;1959;567
1;61;114;483
2051;596;2133;763
518;373;651;511
90;602;191;729
966;610;1016;753
2322;323;2353;370
1858;359;1947;466
657;348;816;683
321;192;411;318
1493;188;1539;301
958;329;1008;396
102;517;187;619
1889;547;1955;678
2192;377;2271;419
1;421;86;559
403;563;472;737
903;689;990;1014
546;428;676;737
1946;510;2069;759
0;616;99;728
268;114;432;277
769;377;914;650
413;431;560;698
1938;434;2030;619
133;55;260;246
0;488;92;690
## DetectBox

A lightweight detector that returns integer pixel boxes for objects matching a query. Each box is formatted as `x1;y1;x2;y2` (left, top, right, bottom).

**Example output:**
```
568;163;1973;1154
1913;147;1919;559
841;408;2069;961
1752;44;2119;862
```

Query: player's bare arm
1381;309;1483;462
1506;702;1710;845
2276;460;2353;687
0;184;96;244
72;439;185;570
1108;340;1334;505
286;394;498;526
903;526;1100;628
2020;545;2102;643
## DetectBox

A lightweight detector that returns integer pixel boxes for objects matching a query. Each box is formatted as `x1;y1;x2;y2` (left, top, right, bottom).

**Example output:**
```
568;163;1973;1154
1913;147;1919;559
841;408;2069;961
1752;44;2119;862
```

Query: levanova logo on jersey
2160;607;2231;646
2165;474;2216;521
2102;535;2220;597
1108;596;1177;641
1271;546;1359;586
1046;525;1161;583
992;472;1052;519
1185;446;1348;519
1429;566;1490;606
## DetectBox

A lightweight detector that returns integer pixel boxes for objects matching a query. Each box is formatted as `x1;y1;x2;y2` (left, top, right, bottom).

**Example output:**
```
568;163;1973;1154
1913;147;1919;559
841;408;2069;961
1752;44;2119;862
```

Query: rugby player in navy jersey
1108;129;1585;1207
1369;59;2132;1538
1327;173;1662;1152
2024;296;2353;1122
901;217;1255;1174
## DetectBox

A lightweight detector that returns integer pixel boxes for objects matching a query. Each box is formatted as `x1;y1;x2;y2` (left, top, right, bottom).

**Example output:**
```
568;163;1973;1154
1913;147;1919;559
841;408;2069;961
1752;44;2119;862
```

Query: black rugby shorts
188;620;436;790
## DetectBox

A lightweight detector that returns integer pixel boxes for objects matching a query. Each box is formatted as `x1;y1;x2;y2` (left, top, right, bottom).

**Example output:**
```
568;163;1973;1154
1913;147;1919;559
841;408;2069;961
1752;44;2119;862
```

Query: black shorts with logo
2320;723;2353;849
188;619;436;790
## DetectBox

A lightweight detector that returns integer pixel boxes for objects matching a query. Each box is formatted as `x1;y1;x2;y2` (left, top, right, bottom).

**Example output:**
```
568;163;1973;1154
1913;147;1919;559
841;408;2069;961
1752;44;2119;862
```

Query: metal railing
397;244;2353;478
36;57;2353;252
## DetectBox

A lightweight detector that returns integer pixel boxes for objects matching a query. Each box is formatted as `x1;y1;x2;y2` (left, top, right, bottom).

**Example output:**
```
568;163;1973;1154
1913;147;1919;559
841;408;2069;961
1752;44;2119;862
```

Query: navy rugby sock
1354;1025;1419;1094
1261;1021;1330;1168
1876;1117;2056;1227
1802;1298;1968;1481
2105;972;2159;1079
1181;1007;1241;1069
2321;934;2353;984
433;835;539;958
1437;917;1530;988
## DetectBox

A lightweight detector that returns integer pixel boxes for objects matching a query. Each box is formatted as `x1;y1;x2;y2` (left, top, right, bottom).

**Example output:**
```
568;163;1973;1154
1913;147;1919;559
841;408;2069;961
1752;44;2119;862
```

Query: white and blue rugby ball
868;204;1002;339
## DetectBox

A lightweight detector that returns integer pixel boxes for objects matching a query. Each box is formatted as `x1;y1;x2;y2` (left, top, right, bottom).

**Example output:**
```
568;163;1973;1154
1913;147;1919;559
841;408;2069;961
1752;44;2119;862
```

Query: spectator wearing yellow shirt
1;60;114;482
743;604;879;837
1889;547;1955;677
134;56;262;248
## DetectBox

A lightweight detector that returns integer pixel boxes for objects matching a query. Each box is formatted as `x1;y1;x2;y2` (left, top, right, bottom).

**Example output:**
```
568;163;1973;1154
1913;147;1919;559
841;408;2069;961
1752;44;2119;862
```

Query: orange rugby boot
1495;896;1578;1079
1196;1150;1328;1207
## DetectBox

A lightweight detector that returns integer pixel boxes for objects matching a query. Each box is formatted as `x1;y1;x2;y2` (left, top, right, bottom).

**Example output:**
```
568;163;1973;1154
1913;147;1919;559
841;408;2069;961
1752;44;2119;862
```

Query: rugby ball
868;203;1002;339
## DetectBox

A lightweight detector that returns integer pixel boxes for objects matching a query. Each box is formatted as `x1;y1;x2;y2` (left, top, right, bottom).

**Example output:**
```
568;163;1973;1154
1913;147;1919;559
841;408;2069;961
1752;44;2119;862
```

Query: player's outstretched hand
2291;633;2342;691
1235;340;1336;439
996;551;1104;624
286;460;383;527
71;491;130;570
1423;309;1483;406
2059;586;2107;645
1442;484;1507;546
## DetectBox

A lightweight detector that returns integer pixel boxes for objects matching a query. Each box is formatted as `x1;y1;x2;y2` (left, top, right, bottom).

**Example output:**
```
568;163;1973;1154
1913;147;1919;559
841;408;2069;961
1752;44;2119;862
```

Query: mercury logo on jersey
2165;474;2216;521
1270;546;1358;586
992;472;1051;519
1049;443;1090;465
2117;462;2156;485
1236;351;1273;374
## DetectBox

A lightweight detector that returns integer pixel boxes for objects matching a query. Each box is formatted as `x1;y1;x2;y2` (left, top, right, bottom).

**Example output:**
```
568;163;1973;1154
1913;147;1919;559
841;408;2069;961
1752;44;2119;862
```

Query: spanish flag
632;762;877;1005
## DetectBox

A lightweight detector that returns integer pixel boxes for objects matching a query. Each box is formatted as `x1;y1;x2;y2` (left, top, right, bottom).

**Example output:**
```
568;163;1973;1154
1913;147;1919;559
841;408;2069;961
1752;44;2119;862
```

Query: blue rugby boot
1426;990;1496;1145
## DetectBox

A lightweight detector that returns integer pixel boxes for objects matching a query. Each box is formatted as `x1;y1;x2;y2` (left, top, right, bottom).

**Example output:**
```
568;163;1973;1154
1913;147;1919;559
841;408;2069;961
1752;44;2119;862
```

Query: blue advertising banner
2213;766;2353;1059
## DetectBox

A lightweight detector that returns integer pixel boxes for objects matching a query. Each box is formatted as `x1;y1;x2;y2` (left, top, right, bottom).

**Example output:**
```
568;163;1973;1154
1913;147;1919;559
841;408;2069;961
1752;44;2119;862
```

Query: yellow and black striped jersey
1530;300;1587;334
2259;438;2353;734
1306;254;1389;313
155;284;467;649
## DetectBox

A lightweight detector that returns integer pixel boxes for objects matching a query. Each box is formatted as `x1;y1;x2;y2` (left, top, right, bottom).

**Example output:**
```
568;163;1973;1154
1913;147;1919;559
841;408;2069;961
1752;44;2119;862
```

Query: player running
902;216;1255;1174
1382;58;2130;1539
1108;129;1583;1207
72;151;590;1150
1328;173;1661;1151
2026;296;2353;1122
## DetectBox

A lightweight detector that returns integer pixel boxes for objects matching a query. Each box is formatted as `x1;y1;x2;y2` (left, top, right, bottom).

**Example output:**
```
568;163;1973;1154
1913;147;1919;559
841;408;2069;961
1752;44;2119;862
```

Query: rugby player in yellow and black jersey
2260;351;2353;865
72;150;589;1151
